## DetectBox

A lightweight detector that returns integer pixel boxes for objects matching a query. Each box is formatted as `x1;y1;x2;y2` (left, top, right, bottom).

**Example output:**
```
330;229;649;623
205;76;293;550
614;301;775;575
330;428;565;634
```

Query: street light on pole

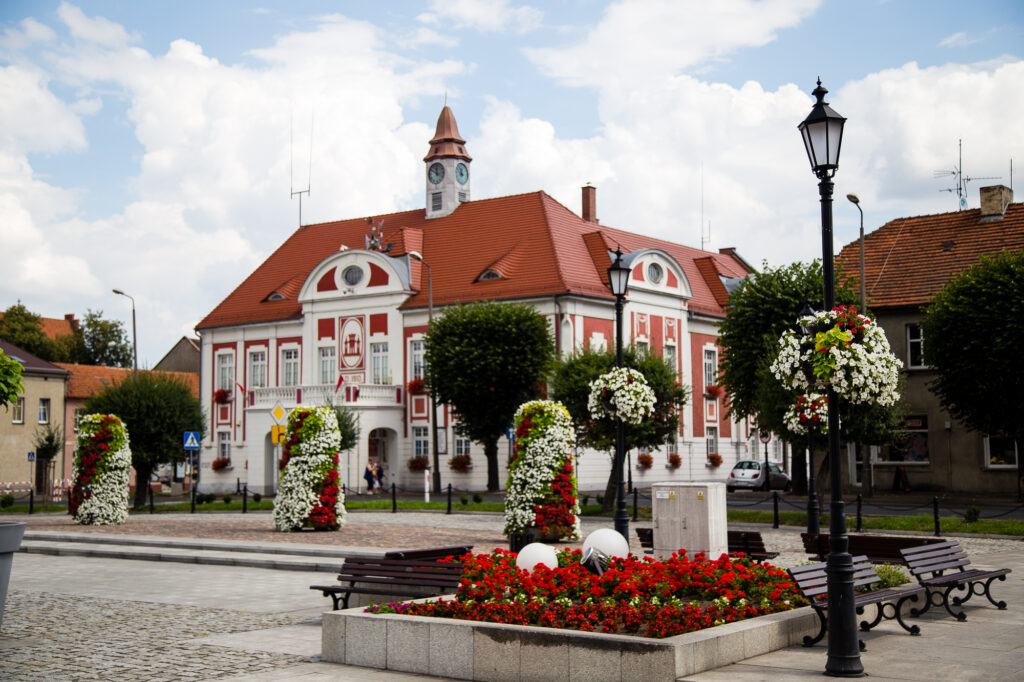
798;79;862;677
846;194;866;313
111;289;137;372
606;247;631;540
798;302;821;535
408;252;441;495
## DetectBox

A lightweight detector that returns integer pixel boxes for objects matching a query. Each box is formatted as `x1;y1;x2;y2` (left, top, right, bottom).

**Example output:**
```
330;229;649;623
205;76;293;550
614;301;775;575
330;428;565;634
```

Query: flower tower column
273;407;347;531
70;414;131;526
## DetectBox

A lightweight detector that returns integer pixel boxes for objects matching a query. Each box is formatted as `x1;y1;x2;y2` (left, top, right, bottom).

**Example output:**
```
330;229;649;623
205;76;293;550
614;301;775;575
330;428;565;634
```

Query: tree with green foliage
78;309;133;367
0;348;23;410
550;346;688;509
0;305;131;366
0;304;55;360
717;260;901;494
425;301;555;491
33;423;63;461
85;371;205;508
921;249;1024;497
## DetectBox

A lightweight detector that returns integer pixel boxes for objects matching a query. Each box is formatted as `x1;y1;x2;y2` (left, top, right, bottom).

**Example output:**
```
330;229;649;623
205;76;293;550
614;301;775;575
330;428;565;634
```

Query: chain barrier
862;500;933;513
979;503;1024;519
728;493;775;508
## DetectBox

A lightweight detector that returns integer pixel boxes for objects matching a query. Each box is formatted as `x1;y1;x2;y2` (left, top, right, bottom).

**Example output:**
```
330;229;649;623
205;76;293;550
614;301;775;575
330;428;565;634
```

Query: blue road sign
27;451;35;462
183;431;200;450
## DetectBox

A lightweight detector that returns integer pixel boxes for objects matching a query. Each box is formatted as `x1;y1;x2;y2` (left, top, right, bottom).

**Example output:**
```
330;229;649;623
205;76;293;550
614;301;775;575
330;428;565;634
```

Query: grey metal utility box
651;482;728;559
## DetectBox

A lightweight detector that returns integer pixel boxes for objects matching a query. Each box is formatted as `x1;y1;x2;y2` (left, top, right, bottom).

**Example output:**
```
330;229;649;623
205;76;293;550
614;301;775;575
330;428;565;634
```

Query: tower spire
424;104;472;218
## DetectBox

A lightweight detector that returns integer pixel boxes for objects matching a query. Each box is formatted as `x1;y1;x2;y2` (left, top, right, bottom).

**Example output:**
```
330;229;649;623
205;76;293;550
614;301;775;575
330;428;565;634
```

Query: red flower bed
371;549;805;639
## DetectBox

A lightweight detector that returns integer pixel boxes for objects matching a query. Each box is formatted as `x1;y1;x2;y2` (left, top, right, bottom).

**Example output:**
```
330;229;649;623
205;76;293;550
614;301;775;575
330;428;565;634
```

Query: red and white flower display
70;414;130;526
784;392;829;434
272;406;346;531
587;367;656;424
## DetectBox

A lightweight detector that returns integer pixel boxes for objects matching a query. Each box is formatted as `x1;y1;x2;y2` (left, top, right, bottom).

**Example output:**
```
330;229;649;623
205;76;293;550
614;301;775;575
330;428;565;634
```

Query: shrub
596;495;603;505
460;493;468;505
0;493;13;508
873;563;910;589
964;506;981;523
473;493;482;503
223;494;232;504
637;453;654;469
581;494;590;506
252;493;262;503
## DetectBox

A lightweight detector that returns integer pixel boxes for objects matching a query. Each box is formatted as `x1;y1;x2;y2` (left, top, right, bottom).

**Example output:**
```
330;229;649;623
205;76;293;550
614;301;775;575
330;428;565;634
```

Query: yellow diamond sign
272;403;286;424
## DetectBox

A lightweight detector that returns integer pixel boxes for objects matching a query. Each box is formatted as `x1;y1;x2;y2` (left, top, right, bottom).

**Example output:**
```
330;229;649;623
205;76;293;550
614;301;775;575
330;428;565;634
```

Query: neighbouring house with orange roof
54;364;200;492
0;339;69;496
196;106;757;495
837;185;1022;495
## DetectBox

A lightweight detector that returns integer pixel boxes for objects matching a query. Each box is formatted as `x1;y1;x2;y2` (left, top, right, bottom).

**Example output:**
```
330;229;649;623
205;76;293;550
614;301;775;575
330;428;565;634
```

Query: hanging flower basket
587;367;656;424
770;306;901;406
407;378;427;395
448;454;472;473
667;452;682;469
704;384;723;400
636;453;654;470
784;393;829;434
706;453;723;467
407;456;429;472
213;388;231;404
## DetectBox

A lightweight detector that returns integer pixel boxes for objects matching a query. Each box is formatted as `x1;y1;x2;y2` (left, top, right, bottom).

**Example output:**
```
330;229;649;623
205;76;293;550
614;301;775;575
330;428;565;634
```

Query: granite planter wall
322;602;819;681
0;521;26;629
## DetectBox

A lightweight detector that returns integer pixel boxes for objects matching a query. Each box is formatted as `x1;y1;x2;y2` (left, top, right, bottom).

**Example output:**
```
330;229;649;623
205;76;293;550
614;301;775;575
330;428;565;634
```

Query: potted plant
448;454;472;473
667;452;682;469
406;378;427;395
211;456;232;472
636;452;654;470
0;521;25;629
213;388;231;404
706;452;723;467
407;456;429;472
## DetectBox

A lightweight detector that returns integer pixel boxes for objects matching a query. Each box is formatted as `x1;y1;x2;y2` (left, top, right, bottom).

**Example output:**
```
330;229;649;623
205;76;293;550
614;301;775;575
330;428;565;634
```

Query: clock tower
424;105;471;219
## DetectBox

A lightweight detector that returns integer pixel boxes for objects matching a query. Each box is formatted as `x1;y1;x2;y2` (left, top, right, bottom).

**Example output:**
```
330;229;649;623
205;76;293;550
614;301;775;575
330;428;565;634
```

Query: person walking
363;459;377;495
373;461;385;494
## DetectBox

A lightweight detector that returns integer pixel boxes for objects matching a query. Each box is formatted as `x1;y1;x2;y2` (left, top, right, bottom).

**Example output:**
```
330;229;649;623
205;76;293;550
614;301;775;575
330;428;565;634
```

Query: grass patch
726;509;1024;536
0;504;68;514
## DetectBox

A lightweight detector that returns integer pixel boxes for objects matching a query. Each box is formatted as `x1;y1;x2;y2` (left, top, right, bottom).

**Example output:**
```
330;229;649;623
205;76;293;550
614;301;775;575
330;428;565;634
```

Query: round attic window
647;263;664;284
342;266;363;286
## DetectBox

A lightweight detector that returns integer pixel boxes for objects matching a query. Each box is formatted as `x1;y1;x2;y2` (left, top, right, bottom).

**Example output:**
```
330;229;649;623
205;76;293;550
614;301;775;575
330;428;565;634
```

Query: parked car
726;460;791;492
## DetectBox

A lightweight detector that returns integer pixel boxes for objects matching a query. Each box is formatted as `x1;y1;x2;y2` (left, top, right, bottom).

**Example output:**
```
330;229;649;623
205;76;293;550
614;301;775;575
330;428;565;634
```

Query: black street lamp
112;288;137;372
607;247;631;540
798;79;862;677
408;251;441;495
798;303;821;535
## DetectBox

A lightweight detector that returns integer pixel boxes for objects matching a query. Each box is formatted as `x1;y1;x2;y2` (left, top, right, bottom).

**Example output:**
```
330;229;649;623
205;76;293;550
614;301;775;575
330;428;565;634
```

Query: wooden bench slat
898;539;1011;621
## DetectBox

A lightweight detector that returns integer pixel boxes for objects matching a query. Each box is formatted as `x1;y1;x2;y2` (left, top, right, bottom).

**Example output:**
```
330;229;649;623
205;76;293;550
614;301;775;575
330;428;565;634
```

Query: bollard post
392;483;397;513
191;484;196;514
236;477;241;494
149;484;154;514
67;486;72;513
856;493;863;532
933;496;941;537
29;489;34;515
772;491;780;528
342;483;346;498
447;483;452;515
242;485;248;514
632;488;638;521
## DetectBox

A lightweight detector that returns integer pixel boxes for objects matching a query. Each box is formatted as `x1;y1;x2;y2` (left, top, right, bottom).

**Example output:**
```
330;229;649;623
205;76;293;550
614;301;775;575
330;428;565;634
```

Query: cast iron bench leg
940;583;968;621
803;607;827;647
893;593;922;635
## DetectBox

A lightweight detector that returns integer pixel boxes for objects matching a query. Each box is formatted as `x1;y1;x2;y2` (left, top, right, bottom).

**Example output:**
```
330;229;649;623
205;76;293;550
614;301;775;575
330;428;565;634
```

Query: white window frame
907;324;925;368
666;437;678;455
455;435;472;457
371;342;389;385
73;408;85;432
412;426;429;458
984;434;1018;470
217;431;231;462
664;343;677;375
319;346;337;385
280;347;300;387
216;352;234;392
38;398;50;424
12;396;24;424
248;349;267;388
705;425;719;456
703;347;718;387
635;340;649;358
877;415;930;465
410;340;425;381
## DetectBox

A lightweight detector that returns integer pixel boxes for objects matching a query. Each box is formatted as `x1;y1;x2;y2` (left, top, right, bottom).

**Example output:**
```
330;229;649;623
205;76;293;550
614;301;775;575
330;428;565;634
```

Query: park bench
310;550;469;611
635;528;779;562
899;540;1011;622
801;532;945;565
788;555;924;649
383;545;473;561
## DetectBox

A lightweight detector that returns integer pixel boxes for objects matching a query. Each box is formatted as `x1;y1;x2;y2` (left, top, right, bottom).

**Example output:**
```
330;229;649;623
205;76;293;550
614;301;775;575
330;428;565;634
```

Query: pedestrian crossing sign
183;431;200;450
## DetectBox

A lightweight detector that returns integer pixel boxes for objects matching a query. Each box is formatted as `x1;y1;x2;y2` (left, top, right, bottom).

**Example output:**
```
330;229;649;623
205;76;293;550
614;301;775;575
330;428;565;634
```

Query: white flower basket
587;367;657;424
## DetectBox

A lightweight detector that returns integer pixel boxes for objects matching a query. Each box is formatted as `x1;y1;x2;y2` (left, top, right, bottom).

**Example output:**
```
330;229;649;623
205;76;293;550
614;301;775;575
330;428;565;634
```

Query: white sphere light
583;528;629;559
515;543;559;572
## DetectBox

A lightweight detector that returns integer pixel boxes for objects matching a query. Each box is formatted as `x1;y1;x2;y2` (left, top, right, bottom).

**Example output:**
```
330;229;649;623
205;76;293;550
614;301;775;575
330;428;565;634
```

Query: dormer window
477;270;502;281
265;292;286;301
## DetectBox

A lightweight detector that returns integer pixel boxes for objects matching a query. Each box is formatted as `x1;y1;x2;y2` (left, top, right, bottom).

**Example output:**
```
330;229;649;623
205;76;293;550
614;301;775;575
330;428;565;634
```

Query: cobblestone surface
0;591;312;682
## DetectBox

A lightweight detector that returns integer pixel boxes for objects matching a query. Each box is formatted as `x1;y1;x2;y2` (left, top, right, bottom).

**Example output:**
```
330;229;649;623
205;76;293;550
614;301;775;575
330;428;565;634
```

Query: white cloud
418;0;543;34
0;65;86;154
57;2;139;46
939;31;977;48
0;17;57;54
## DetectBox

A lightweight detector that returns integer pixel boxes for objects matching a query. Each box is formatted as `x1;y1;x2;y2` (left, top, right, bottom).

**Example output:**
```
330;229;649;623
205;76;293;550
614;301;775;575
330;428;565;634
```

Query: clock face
428;162;445;184
456;162;469;184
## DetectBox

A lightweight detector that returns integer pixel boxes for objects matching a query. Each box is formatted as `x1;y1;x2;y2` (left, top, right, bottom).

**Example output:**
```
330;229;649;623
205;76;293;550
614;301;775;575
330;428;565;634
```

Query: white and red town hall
196;106;761;496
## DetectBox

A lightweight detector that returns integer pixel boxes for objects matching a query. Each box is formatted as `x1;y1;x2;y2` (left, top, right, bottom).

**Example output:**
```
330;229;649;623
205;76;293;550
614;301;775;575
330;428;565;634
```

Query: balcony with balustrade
247;383;403;410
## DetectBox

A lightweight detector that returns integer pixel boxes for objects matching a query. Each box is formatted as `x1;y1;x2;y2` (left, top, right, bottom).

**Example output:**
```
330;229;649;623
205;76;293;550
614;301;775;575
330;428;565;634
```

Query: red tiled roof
54;363;200;400
836;202;1024;309
0;313;77;340
197;191;752;330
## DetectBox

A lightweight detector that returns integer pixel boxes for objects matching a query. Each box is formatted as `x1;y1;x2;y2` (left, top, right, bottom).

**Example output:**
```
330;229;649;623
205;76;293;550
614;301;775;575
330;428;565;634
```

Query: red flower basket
706;453;723;467
407;378;427;395
637;453;654;470
211;457;231;472
667;452;682;469
704;384;723;400
213;388;231;404
448;454;472;473
407;456;429;472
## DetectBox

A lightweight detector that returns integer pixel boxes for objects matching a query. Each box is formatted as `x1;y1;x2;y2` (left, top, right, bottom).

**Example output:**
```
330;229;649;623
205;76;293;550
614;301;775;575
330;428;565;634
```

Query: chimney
979;185;1013;220
581;184;597;223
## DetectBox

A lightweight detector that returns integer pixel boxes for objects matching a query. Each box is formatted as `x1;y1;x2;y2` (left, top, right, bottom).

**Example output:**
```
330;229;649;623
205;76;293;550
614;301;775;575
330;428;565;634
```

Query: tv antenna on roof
933;139;999;211
290;109;314;226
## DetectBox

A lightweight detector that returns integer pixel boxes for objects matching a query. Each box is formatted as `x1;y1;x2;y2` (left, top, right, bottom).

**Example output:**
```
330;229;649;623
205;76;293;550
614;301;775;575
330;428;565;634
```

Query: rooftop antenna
290;109;314;226
699;162;712;250
933;139;999;210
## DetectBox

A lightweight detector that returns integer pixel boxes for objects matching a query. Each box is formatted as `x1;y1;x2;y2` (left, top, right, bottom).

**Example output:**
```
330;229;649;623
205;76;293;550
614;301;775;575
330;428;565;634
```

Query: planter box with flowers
407;456;429;472
322;548;819;679
70;414;131;526
636;452;653;470
406;378;427;396
704;383;723;400
706;453;723;468
211;456;232;472
447;454;472;473
213;388;232;404
272;406;346;532
667;452;682;470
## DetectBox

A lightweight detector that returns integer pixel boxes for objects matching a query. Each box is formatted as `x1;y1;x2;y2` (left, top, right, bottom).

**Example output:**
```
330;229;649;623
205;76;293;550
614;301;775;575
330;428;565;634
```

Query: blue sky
1;1;1021;365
